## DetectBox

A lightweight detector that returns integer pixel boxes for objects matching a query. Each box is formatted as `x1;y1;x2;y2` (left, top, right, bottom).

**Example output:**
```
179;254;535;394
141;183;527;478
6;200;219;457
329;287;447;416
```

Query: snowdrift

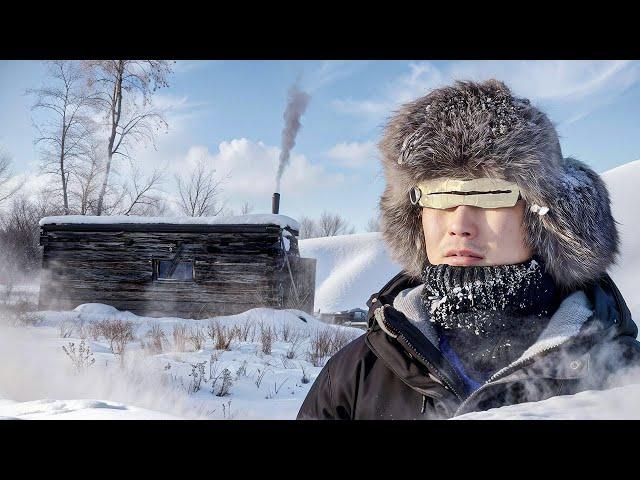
602;159;640;321
299;232;402;313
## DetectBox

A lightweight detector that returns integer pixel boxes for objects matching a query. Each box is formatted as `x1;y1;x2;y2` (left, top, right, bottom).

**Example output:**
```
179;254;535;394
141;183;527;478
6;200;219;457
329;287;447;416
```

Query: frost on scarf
420;256;562;377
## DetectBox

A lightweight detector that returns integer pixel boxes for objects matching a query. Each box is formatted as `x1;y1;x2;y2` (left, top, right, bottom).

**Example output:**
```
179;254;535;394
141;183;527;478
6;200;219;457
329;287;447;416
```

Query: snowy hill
299;232;402;313
602;159;640;321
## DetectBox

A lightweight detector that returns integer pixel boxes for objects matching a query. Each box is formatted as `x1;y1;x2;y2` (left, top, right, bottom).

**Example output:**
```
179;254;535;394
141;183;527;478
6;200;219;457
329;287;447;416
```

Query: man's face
421;198;533;266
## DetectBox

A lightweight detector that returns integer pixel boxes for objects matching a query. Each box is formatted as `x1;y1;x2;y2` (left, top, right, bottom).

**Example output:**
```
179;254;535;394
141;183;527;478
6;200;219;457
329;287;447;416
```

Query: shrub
306;328;334;367
235;360;248;377
172;323;188;352
236;320;254;342
285;330;304;359
208;320;234;351
62;339;95;373
188;361;208;393
329;328;359;356
98;318;135;354
215;368;234;397
87;320;102;341
188;326;206;351
145;324;167;354
59;319;75;338
260;324;274;355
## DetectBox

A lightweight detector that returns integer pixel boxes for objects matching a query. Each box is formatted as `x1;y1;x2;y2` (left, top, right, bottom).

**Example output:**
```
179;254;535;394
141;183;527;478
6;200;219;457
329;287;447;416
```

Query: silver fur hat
378;79;619;292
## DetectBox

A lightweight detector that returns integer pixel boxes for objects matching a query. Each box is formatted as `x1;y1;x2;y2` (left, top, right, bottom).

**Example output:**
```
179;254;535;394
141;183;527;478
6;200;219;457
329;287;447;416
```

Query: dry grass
172;323;189;352
306;327;359;367
144;324;167;354
188;326;206;351
260;324;275;356
207;320;235;351
97;318;135;354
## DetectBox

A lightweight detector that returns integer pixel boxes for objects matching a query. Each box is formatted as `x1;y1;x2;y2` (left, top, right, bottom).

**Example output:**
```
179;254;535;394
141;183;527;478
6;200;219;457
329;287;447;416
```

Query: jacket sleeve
296;360;338;420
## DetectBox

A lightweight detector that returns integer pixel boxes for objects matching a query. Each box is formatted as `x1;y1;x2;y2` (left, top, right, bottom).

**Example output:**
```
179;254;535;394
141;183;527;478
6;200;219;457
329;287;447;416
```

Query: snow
457;382;640;420
299;232;403;313
3;159;640;419
603;159;640;321
39;213;300;232
0;398;180;420
0;306;363;420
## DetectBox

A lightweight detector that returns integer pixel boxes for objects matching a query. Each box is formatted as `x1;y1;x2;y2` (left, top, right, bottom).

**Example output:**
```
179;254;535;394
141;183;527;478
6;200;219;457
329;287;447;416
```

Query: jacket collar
366;270;635;398
392;283;594;379
367;270;634;342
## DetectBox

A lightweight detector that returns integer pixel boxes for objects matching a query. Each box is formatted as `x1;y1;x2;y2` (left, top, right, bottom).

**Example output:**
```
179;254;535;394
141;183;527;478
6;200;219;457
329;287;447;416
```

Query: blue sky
1;60;639;231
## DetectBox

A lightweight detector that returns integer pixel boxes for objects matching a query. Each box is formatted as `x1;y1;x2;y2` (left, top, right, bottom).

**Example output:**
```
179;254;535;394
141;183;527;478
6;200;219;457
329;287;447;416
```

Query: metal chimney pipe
272;192;280;214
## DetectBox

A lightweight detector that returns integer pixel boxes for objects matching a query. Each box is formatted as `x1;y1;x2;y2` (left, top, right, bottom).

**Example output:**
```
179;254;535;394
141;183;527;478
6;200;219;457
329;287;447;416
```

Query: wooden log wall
38;224;314;319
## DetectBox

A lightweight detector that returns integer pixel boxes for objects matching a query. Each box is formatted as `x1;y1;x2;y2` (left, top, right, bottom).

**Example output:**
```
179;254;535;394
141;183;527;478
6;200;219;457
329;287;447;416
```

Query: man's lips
445;249;484;258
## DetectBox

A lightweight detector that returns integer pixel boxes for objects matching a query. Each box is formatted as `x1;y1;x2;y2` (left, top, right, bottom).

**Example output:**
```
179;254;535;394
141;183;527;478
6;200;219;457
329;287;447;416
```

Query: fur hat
378;79;619;292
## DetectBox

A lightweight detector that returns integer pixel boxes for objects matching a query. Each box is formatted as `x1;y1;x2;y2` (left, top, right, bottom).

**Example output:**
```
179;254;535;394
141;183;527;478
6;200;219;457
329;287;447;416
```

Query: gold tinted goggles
410;177;521;209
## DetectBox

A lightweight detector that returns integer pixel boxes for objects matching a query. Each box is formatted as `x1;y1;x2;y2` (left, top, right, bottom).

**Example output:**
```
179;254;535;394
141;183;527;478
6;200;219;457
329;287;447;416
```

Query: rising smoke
275;81;311;193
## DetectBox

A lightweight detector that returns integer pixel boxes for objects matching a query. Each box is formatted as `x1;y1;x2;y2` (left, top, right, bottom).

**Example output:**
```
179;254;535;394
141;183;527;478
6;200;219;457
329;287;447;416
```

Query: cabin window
153;260;194;281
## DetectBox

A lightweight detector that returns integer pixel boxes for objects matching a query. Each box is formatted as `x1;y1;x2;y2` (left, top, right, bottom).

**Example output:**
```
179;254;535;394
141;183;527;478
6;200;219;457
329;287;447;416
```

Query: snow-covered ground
1;159;639;420
457;383;640;420
0;304;362;420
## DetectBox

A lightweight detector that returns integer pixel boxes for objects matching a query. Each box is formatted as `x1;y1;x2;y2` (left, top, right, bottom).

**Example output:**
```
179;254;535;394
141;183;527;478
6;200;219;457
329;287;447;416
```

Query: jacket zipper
375;306;464;400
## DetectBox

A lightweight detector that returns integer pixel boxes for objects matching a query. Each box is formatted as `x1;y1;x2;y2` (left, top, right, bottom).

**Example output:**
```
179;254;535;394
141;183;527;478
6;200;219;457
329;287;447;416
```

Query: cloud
332;60;640;126
327;141;378;169
174;139;345;214
304;61;370;92
171;60;220;76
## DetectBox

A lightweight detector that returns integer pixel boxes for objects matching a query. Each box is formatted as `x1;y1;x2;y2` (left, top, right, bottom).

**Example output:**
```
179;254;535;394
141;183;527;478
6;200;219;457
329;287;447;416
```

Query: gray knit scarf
420;255;563;379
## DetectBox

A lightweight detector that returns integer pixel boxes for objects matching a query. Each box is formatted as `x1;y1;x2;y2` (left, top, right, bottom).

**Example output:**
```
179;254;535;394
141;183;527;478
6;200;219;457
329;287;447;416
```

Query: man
297;79;640;420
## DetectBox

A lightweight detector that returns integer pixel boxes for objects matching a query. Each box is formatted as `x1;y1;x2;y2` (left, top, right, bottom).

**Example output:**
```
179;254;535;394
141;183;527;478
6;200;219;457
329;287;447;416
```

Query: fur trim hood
378;79;619;292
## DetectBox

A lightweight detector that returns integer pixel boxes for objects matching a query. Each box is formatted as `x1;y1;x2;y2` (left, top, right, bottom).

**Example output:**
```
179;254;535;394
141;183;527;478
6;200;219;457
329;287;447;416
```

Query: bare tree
0;149;23;206
175;156;226;217
240;201;254;215
119;162;165;216
84;60;173;215
67;140;103;215
297;215;319;240
0;193;64;280
365;216;380;232
27;61;97;215
317;211;356;237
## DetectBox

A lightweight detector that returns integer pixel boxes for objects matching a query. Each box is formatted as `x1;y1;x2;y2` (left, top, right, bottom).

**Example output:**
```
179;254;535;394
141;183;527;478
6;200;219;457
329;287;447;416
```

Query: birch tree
27;60;96;215
84;60;173;215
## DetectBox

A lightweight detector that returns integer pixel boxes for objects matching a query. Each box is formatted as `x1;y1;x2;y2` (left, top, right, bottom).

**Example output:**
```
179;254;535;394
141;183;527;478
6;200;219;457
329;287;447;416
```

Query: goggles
409;177;521;209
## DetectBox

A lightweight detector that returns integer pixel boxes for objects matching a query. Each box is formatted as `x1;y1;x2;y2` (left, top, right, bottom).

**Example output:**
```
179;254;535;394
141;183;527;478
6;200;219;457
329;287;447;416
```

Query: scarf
420;255;563;381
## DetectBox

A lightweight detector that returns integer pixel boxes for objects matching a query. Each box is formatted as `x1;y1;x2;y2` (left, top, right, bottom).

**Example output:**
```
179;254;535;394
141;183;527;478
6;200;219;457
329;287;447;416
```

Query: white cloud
171;60;220;76
174;139;345;214
327;141;378;168
332;60;640;126
304;61;370;92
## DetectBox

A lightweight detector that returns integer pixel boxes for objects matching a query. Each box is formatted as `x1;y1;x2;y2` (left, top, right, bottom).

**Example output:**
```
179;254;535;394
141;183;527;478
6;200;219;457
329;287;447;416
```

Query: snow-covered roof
39;214;299;231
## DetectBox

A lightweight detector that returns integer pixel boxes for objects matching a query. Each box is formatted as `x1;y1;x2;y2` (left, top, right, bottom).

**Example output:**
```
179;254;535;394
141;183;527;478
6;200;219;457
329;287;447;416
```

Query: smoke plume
275;82;311;193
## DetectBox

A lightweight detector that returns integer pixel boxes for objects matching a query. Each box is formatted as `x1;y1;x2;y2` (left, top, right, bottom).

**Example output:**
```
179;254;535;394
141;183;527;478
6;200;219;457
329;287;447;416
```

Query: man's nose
448;205;478;238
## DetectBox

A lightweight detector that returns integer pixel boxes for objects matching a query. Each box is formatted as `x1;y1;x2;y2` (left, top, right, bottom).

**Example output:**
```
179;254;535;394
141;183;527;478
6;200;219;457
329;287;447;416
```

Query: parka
296;271;640;420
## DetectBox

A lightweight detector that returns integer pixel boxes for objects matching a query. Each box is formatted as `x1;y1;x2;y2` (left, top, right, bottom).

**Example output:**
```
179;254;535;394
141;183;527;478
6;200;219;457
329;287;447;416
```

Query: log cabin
38;214;316;319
